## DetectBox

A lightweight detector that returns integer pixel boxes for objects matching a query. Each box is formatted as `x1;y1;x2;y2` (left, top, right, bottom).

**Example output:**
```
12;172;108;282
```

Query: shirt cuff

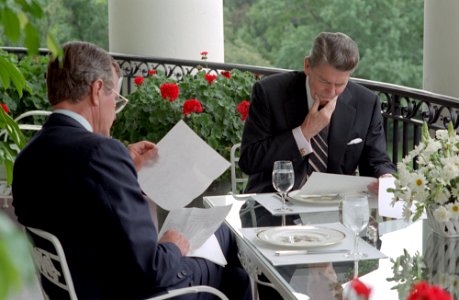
292;126;312;156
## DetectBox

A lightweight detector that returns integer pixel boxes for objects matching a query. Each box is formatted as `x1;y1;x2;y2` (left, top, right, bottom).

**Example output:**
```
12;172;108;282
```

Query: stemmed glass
341;193;370;259
272;160;294;216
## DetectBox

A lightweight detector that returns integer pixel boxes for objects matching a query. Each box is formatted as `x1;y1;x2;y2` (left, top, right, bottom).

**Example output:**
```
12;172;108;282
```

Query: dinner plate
256;226;346;248
287;190;342;205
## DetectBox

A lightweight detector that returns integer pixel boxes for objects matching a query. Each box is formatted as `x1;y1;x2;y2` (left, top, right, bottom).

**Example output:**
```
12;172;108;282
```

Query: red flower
0;103;9;114
221;71;231;79
407;281;452;300
160;83;180;102
237;100;250;121
134;76;144;86
183;99;203;116
200;51;208;60
350;278;371;299
148;69;157;75
205;73;217;85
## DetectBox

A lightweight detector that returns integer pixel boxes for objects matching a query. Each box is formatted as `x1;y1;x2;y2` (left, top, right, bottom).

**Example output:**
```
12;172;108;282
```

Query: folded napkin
252;193;339;216
240;222;386;266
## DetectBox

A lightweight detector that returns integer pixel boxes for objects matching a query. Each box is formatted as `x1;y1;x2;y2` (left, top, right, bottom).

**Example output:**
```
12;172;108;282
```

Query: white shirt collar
53;109;93;132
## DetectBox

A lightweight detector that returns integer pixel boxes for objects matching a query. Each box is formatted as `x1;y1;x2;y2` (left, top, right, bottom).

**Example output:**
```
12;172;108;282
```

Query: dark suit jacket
239;71;395;193
12;114;215;299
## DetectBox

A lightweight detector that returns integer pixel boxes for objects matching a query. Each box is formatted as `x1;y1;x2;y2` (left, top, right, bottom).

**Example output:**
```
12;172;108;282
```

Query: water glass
341;193;370;259
272;160;294;214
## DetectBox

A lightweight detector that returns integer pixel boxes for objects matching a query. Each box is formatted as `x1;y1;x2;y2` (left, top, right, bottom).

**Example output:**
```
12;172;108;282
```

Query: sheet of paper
158;205;232;250
138;120;230;210
378;177;426;219
187;234;227;267
298;172;376;195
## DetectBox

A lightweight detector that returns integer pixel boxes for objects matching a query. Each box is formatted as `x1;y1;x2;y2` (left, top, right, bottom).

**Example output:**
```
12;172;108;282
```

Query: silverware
274;249;349;256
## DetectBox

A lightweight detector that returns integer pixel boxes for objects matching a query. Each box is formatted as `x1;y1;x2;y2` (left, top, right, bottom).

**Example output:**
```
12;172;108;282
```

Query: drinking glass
341;193;370;259
272;160;294;214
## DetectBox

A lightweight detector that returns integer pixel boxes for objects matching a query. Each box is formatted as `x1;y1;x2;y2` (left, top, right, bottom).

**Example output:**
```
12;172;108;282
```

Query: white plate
287;190;342;205
256;226;346;248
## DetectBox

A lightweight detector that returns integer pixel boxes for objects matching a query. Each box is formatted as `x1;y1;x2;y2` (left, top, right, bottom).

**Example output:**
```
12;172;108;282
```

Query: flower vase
426;205;459;238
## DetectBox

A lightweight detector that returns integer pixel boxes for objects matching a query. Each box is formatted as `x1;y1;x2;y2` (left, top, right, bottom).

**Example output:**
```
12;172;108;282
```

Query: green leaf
47;33;62;60
24;23;40;55
421;122;429;142
2;7;21;42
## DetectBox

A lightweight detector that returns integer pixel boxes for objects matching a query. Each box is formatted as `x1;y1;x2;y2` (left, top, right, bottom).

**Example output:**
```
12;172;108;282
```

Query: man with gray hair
239;32;395;224
12;41;251;300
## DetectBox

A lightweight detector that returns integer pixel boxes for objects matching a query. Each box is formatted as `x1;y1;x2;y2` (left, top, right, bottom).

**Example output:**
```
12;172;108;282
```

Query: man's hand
160;229;190;256
128;141;157;171
301;95;337;139
368;173;394;195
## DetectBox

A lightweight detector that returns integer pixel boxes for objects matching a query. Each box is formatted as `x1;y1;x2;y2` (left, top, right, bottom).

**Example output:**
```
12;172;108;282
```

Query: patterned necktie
307;127;329;176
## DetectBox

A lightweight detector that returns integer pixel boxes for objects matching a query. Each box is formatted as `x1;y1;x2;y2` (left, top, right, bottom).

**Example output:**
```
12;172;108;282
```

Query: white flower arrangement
389;122;459;222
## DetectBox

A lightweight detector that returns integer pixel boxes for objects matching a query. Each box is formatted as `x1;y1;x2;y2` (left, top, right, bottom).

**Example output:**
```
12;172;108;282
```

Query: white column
108;0;224;62
423;0;459;98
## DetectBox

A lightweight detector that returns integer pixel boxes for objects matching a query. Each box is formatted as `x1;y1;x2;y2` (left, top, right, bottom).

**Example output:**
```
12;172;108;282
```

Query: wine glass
341;193;370;259
272;161;294;216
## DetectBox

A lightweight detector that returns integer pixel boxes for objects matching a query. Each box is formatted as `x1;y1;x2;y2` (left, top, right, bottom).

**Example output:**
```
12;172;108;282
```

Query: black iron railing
4;46;459;165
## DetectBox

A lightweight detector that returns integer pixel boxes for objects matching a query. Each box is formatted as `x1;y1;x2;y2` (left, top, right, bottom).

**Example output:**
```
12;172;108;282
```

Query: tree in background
224;0;424;89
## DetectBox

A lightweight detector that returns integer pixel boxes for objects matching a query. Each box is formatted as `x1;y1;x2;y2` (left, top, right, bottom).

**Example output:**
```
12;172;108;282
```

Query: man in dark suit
239;32;395;224
239;31;395;300
12;41;251;300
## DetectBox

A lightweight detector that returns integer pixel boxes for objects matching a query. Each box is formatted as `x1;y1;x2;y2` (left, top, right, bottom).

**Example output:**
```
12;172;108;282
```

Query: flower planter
426;206;459;238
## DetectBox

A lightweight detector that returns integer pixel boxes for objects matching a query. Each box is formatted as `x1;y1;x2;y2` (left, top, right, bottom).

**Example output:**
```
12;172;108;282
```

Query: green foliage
224;0;424;88
1;54;50;114
387;249;426;299
0;213;35;299
112;69;256;161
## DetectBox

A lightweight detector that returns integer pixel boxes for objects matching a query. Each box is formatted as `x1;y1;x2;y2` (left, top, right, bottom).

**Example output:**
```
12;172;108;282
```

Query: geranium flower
148;69;157;76
183;99;203;116
200;51;208;60
1;103;9;114
134;76;144;86
407;281;452;300
221;71;231;79
205;74;217;85
160;83;179;102
237;100;250;121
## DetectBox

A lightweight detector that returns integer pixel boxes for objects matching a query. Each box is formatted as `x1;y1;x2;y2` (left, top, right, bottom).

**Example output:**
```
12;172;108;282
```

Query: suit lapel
328;89;356;173
284;72;308;129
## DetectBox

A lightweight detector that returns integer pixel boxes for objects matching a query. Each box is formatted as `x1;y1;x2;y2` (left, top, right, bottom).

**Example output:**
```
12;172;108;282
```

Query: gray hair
47;41;121;105
307;32;360;72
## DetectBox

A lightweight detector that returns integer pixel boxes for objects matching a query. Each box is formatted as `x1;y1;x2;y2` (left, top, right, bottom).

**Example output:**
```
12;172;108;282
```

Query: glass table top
204;194;456;300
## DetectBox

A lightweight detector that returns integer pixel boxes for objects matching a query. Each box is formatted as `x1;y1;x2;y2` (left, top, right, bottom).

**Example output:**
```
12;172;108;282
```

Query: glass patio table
203;194;451;300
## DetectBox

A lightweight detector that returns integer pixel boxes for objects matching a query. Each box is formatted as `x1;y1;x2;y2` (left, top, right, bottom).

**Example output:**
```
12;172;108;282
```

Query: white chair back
26;227;229;300
230;143;248;194
26;227;78;300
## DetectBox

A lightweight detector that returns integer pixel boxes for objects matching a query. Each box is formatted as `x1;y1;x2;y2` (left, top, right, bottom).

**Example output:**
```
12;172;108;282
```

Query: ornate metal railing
4;47;459;165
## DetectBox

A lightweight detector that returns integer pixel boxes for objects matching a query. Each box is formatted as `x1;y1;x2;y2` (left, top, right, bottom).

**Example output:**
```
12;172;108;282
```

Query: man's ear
90;79;104;106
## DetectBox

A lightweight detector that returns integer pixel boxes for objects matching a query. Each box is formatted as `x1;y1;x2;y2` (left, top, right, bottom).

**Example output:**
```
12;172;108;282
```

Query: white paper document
298;172;376;195
138;120;230;210
378;176;426;219
158;205;232;266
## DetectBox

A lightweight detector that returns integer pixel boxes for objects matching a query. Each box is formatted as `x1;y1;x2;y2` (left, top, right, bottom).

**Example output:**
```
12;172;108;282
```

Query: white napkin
252;193;338;216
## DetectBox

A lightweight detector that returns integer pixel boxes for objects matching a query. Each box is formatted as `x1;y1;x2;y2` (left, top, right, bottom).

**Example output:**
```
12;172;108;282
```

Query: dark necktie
307;126;329;176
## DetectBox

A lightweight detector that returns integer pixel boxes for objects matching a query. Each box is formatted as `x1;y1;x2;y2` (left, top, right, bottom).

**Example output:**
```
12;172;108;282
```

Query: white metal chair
25;227;229;300
0;110;52;209
230;143;248;195
230;143;260;227
14;110;52;131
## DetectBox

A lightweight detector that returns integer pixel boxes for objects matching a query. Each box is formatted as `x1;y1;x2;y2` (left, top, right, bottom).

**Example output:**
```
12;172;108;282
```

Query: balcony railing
4;47;459;165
